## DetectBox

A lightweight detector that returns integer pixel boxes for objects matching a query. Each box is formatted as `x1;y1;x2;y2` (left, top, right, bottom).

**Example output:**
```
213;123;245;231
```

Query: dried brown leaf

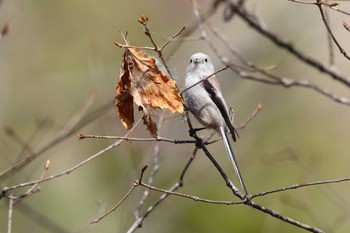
115;45;184;137
141;107;158;138
128;48;184;113
115;52;135;130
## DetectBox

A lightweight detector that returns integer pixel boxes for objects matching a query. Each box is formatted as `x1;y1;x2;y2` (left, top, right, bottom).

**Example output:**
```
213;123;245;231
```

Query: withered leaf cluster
115;46;184;137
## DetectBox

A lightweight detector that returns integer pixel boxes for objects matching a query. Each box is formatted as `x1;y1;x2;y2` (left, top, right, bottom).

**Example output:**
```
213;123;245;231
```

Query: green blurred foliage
1;0;350;232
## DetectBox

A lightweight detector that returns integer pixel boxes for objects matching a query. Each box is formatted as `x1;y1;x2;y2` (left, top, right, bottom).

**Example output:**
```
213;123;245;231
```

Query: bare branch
91;180;138;224
225;0;350;87
138;180;243;205
289;0;350;16
236;103;262;129
324;0;335;65
315;0;350;61
76;133;196;144
137;16;186;78
252;177;350;199
159;26;186;51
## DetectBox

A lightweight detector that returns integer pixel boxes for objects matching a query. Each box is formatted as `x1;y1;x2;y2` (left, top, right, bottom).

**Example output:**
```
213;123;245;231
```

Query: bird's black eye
204;58;208;62
190;59;192;63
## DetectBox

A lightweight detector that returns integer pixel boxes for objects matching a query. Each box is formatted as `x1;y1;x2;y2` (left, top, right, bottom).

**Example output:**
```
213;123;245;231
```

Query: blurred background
1;0;350;232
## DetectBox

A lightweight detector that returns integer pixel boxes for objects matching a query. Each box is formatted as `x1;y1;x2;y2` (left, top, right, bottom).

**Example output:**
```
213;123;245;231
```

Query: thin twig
138;180;243;205
3;160;50;203
180;62;235;95
114;44;155;51
76;133;196;144
288;0;318;5
91;165;148;224
315;0;350;61
252;177;350;199
289;0;350;16
91;181;138;224
237;103;262;130
15;160;50;201
138;17;186;78
324;0;335;65
160;26;186;51
116;21;186;79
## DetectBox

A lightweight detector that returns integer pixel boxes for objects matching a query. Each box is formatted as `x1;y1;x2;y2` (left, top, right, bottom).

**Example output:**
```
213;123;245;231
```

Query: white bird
183;52;248;196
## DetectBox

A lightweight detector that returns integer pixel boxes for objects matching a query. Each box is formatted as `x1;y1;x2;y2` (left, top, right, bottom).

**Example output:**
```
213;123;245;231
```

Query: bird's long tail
220;126;248;196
